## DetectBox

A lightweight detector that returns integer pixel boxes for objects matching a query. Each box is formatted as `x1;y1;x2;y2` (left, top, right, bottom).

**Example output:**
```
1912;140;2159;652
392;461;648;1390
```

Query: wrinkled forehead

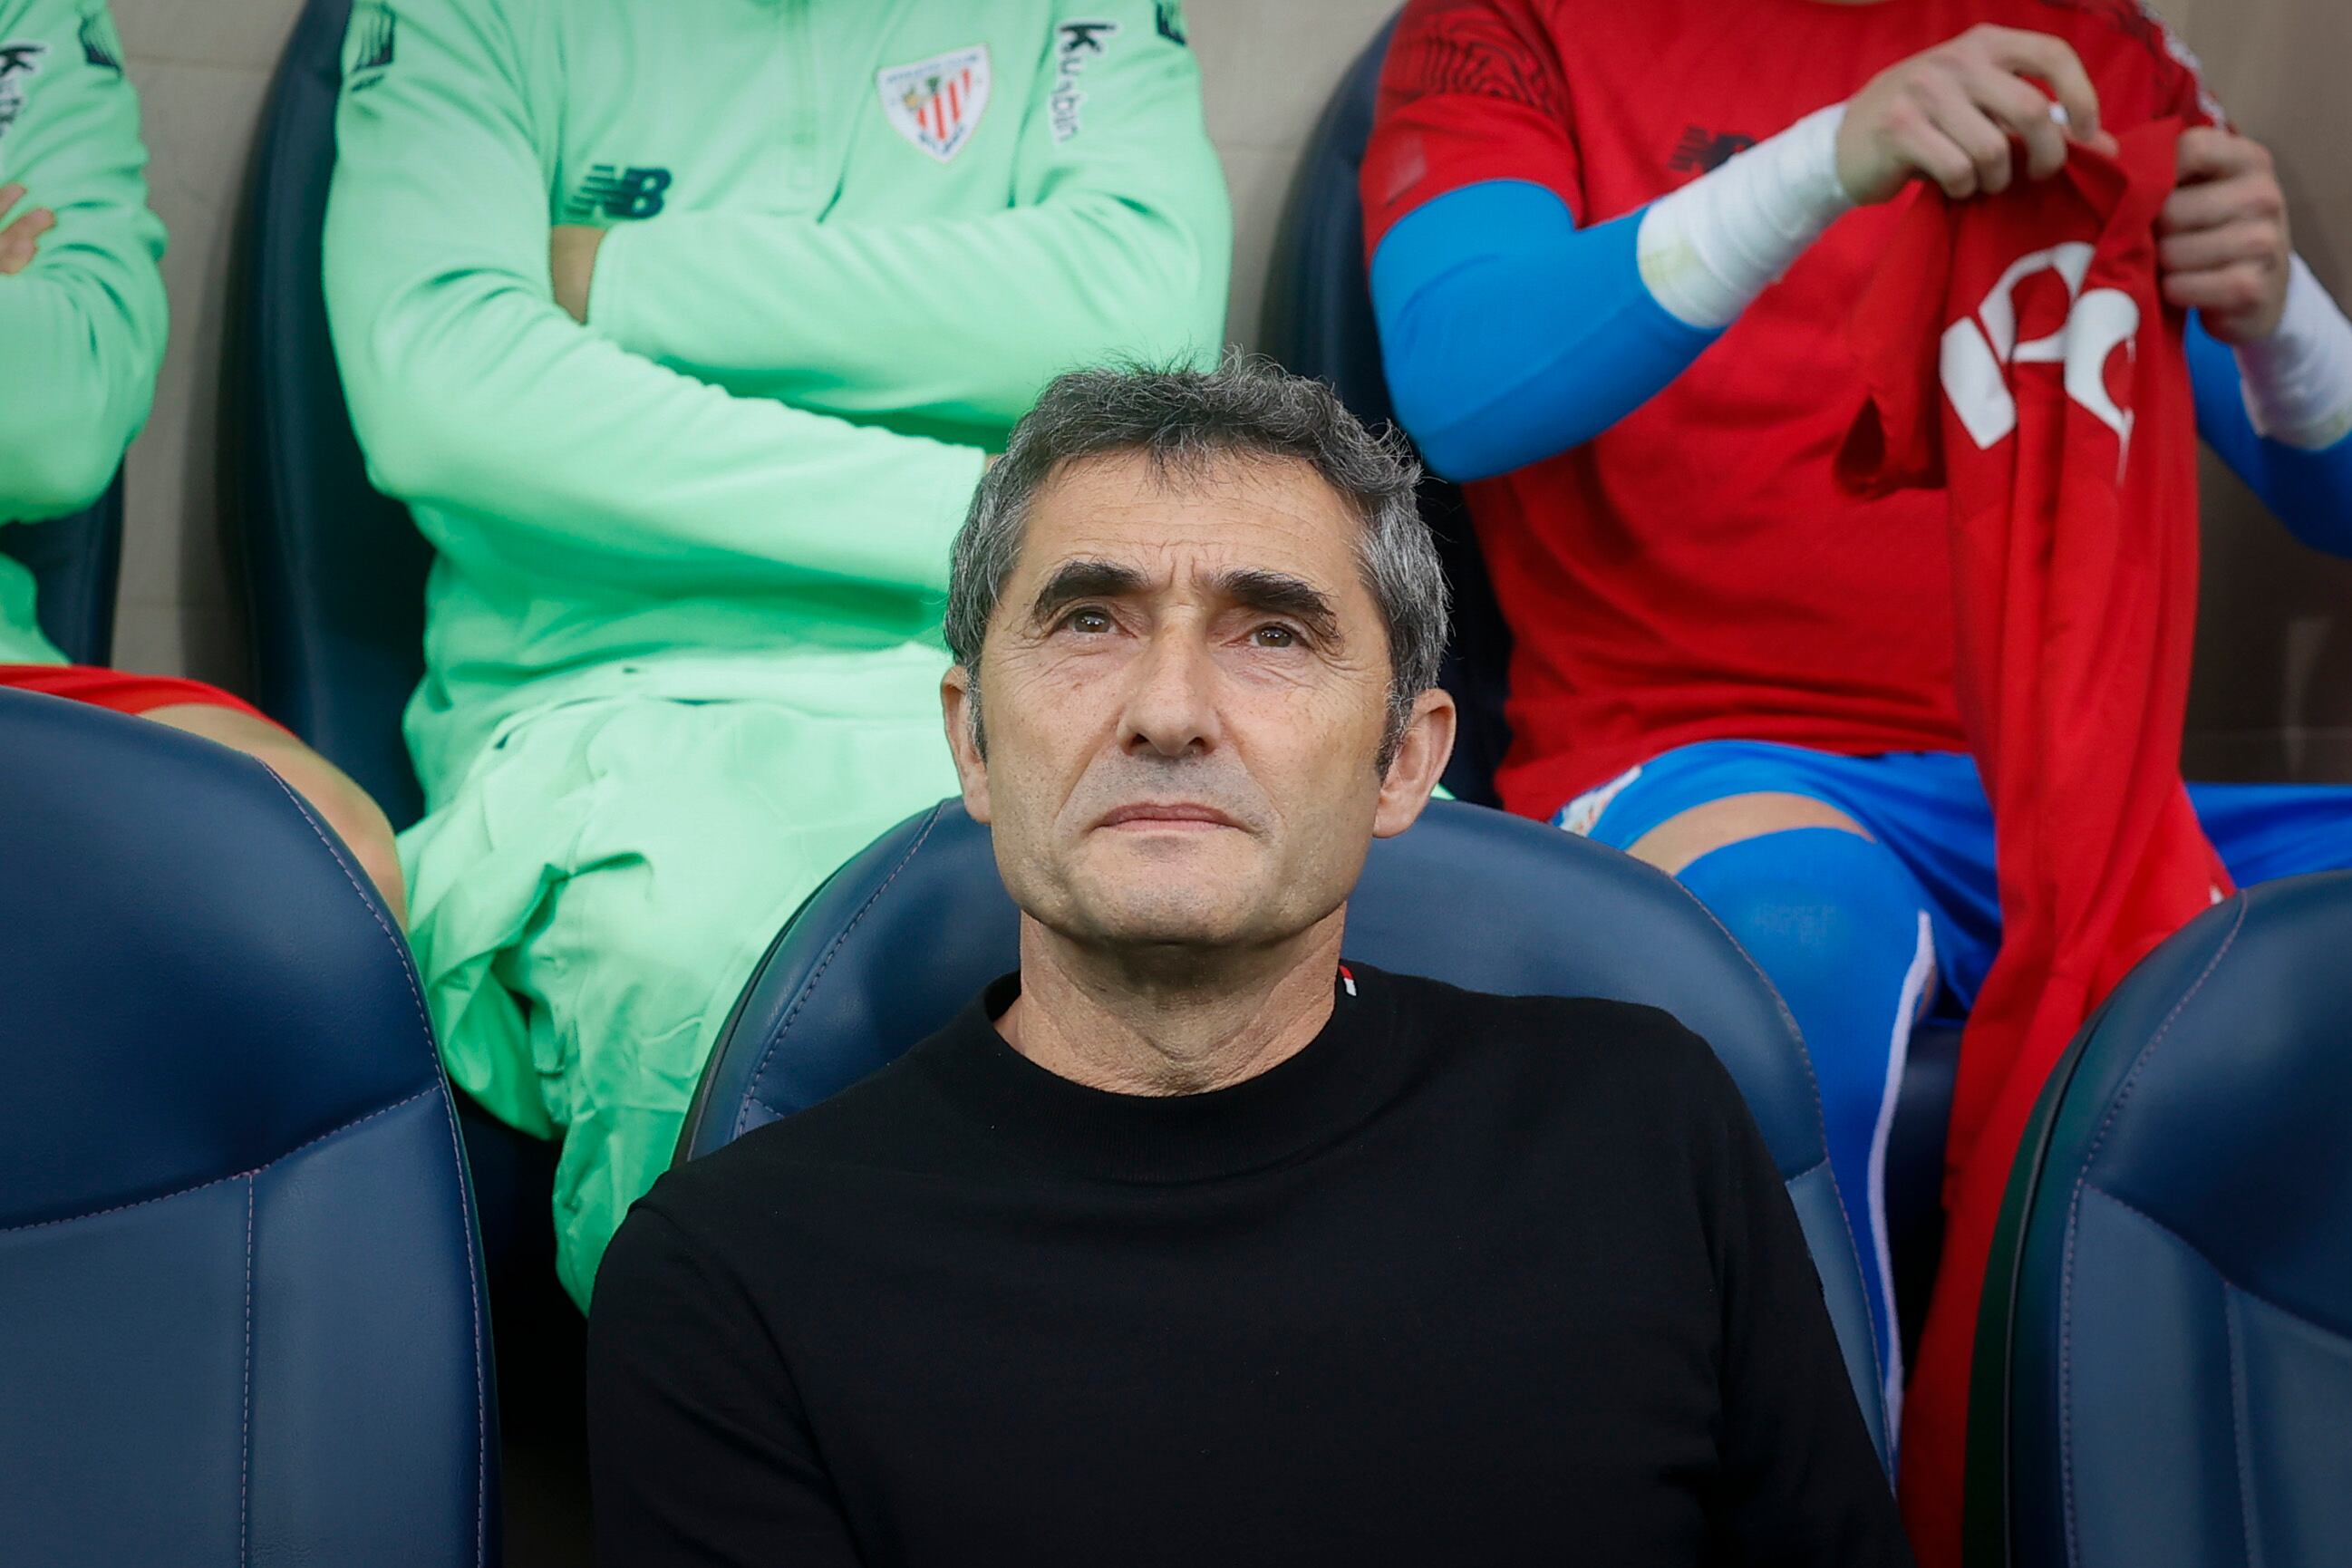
1011;448;1367;597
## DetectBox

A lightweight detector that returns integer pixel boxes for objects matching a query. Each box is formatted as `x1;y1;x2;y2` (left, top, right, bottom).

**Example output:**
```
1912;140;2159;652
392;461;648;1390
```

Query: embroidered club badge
878;45;991;163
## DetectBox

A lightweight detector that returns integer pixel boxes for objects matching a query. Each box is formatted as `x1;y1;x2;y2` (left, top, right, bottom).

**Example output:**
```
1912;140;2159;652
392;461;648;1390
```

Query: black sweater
588;964;1912;1566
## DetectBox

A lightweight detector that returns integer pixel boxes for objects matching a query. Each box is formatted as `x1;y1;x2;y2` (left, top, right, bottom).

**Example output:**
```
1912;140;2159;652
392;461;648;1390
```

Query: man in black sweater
587;360;1912;1565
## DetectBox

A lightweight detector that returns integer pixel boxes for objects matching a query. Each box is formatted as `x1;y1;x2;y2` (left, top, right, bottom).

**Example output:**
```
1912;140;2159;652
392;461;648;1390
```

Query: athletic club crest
877;45;991;163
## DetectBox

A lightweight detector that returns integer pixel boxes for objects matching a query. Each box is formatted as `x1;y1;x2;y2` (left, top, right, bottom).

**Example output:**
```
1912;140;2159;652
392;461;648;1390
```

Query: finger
2158;217;2283;275
2162;261;2275;317
1;206;56;243
2175;126;2262;185
1919;78;2015;194
0;182;24;221
1965;65;2071;179
1897;118;1986;200
1977;27;2104;146
0;204;53;251
2158;175;2279;236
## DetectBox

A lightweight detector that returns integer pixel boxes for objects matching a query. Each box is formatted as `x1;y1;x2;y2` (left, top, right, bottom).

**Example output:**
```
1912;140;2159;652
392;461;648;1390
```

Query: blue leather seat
1263;13;1514;808
1967;873;2352;1568
232;0;432;831
0;470;124;666
0;688;496;1565
680;796;1895;1467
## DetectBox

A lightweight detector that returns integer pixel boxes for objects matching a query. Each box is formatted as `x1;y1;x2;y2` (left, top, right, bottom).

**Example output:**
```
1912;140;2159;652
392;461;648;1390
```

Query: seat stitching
2059;903;2245;1568
2225;1292;2260;1568
0;1086;435;1236
240;1176;254;1568
2090;1186;2351;1344
2079;900;2246;1175
2083;1185;2290;1568
739;809;944;1136
259;769;489;1562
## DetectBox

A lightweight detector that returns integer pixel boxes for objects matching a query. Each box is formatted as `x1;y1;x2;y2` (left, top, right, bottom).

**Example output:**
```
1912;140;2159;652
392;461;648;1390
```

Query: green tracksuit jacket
325;0;1229;1307
0;0;163;664
324;0;1232;796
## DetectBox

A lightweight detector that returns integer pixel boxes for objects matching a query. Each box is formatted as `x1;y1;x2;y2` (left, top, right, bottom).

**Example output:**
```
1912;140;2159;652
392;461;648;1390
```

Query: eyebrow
1209;567;1342;646
1025;558;1344;646
1028;559;1151;628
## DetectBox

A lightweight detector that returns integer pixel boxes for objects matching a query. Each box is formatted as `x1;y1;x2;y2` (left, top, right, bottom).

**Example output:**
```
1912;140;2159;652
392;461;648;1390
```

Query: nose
1118;621;1223;760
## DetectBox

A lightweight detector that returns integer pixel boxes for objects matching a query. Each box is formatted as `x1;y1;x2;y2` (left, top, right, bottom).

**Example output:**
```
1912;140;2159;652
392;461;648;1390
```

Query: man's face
943;450;1454;955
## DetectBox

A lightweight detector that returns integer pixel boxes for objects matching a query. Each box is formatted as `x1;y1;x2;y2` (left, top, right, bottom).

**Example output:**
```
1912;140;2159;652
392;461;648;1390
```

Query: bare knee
1625;791;1873;877
142;702;410;926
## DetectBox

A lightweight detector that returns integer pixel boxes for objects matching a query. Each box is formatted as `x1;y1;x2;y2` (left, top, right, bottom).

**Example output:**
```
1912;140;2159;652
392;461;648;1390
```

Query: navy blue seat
232;0;431;832
1263;13;1513;808
0;688;496;1566
681;796;1895;1467
1;470;125;666
1967;874;2352;1568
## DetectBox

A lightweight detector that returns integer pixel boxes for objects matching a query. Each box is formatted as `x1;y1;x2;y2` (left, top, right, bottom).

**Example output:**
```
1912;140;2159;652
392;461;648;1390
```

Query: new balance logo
1669;126;1756;174
570;166;673;220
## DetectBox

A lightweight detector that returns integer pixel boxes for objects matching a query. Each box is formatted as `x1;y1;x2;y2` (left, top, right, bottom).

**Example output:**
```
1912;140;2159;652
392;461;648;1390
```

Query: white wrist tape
1636;103;1854;330
2235;255;2352;450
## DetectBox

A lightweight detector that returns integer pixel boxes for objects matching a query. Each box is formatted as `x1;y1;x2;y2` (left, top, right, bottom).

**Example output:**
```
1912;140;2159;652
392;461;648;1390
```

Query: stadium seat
1263;13;1514;808
679;796;1897;1470
1965;873;2352;1568
0;689;497;1566
0;469;124;666
231;0;432;832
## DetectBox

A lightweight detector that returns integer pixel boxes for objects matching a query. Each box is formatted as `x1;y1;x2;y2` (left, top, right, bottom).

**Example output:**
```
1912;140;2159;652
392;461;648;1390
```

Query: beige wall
2150;0;2352;780
110;0;307;684
105;0;2352;785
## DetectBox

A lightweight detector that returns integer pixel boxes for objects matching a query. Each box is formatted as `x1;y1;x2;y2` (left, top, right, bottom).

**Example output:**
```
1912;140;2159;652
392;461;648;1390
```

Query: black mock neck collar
909;963;1409;1185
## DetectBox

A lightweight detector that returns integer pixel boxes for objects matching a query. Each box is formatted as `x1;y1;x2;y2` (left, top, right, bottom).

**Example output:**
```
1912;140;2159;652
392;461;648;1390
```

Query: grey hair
944;354;1450;769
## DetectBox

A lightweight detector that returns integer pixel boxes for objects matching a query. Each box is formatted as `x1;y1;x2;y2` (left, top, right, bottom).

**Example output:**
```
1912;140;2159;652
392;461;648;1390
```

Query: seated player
1363;1;2352;1428
324;0;1231;1308
0;0;403;920
588;360;1912;1567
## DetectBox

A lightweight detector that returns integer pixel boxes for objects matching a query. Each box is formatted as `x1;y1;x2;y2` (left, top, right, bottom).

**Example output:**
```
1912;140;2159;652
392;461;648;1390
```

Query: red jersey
0;664;271;722
1838;121;2230;1563
1363;0;2218;820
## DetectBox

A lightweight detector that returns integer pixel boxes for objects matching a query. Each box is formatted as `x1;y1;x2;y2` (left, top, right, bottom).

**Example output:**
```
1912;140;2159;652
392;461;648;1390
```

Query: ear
1370;687;1457;840
940;663;994;826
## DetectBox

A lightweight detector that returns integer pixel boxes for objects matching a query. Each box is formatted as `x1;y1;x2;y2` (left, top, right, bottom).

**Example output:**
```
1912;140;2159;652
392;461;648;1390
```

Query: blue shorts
1559;740;2352;1021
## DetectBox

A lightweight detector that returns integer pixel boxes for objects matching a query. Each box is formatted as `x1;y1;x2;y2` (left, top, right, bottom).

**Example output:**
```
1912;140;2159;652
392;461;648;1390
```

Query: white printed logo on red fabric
878;45;992;163
1940;242;2141;473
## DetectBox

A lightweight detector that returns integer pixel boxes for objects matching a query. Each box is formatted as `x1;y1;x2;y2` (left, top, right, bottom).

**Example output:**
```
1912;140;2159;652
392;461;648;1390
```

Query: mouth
1094;801;1246;833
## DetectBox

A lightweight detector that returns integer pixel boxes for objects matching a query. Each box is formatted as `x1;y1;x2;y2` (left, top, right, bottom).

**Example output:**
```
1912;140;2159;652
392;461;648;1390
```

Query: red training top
0;663;271;721
1838;120;2230;1565
1362;0;2217;820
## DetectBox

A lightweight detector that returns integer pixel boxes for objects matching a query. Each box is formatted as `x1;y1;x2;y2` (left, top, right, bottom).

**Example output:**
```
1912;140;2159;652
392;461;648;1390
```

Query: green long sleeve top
0;0;164;664
323;0;1231;794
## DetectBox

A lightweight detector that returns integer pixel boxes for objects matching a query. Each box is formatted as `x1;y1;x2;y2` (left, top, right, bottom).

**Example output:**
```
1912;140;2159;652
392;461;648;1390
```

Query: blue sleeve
2187;313;2352;557
1367;179;1719;483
